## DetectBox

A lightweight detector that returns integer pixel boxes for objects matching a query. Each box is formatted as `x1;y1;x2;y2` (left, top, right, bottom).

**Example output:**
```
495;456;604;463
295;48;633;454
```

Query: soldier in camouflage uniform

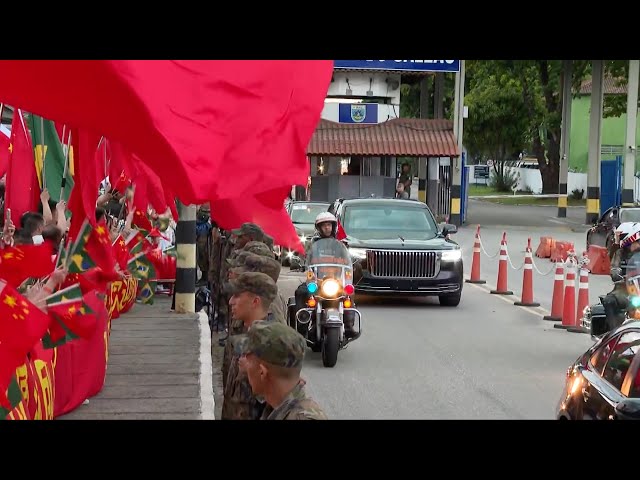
229;252;288;327
236;321;327;420
213;223;265;333
195;204;212;286
242;240;275;259
221;272;278;420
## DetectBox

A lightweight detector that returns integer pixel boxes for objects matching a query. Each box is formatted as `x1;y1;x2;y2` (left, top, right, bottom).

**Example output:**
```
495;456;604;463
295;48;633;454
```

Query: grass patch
481;196;586;207
468;184;533;196
468;185;502;196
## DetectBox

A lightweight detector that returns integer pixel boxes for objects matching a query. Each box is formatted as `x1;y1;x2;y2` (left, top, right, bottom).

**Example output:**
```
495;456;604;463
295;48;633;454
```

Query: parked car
556;320;640;420
331;197;463;306
276;201;330;266
586;206;640;250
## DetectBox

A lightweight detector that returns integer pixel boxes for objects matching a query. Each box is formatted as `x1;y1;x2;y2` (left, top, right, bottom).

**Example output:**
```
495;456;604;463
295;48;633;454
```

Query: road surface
210;201;609;420
277;271;595;420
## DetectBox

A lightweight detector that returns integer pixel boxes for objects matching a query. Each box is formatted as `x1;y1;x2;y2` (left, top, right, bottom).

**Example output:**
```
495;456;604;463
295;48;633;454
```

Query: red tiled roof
333;67;434;77
307;118;459;157
579;76;627;95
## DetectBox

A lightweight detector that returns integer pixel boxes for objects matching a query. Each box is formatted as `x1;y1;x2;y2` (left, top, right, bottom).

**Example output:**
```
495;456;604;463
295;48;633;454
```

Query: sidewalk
58;297;215;420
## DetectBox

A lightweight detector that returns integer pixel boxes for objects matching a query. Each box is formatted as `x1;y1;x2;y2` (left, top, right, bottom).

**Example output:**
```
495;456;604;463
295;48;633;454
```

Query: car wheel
439;292;461;307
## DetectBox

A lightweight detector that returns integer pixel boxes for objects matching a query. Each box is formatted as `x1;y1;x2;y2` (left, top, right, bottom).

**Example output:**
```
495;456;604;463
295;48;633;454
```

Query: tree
464;61;531;191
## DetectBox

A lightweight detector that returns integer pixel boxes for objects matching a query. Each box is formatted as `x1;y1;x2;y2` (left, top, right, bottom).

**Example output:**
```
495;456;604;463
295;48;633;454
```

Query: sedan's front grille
366;250;440;278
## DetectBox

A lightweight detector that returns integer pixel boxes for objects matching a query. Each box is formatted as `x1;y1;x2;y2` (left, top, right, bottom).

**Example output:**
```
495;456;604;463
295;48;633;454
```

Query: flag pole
40;115;46;191
59;131;72;202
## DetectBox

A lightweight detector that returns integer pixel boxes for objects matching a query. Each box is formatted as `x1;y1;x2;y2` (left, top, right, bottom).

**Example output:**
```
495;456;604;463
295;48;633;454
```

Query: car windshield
342;204;438;241
290;204;328;224
620;208;640;223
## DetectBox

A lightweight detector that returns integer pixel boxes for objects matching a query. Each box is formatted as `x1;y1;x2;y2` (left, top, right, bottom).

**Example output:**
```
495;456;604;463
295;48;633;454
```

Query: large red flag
0;111;9;177
4;110;39;223
67;128;102;240
0;61;332;206
211;186;304;252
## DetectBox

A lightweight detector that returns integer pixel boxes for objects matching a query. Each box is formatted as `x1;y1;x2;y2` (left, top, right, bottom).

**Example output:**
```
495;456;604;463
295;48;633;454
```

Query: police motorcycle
582;223;639;340
288;237;362;368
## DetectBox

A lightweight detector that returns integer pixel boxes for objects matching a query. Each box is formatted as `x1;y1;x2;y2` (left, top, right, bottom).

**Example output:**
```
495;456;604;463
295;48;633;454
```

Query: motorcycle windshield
626;252;640;299
307;238;351;280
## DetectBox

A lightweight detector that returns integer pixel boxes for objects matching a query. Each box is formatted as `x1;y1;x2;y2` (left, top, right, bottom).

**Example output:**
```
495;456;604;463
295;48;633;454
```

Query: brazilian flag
127;252;156;281
67;219;96;274
28;114;74;202
138;280;157;305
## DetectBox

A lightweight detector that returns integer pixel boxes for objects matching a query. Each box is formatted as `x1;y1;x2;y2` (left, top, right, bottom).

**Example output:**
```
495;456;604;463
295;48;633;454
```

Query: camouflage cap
242;241;275;259
228;272;277;306
226;250;255;268
236;321;306;369
262;234;274;249
231;223;264;241
231;253;281;282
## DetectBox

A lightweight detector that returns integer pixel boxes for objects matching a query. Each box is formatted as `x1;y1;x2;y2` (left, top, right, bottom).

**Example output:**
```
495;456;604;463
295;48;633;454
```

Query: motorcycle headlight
321;279;340;297
441;249;462;262
349;248;367;259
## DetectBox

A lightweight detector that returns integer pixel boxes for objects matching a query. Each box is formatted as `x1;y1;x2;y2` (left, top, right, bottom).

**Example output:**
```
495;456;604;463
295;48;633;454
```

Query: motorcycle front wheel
322;328;340;368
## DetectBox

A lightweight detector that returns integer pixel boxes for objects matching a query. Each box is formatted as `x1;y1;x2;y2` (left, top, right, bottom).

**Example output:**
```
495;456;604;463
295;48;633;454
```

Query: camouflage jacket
261;381;327;420
268;292;289;326
221;315;272;420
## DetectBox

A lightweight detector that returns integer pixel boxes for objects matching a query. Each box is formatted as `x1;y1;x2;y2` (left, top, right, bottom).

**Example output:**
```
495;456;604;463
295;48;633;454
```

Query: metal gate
437;162;452;221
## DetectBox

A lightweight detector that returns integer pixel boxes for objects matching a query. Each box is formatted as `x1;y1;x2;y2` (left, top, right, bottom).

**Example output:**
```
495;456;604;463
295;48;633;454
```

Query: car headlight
299;234;306;243
321;279;341;297
349;248;367;259
441;249;462;261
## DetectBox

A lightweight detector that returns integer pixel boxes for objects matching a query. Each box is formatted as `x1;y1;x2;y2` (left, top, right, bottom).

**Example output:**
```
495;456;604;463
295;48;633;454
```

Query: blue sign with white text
334;60;460;73
338;103;378;124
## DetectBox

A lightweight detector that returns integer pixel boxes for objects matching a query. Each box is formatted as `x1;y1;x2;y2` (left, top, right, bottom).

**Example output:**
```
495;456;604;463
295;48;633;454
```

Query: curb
198;311;216;420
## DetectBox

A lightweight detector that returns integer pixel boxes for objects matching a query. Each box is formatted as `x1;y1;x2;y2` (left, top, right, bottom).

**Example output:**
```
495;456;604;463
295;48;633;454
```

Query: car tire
439;292;461;307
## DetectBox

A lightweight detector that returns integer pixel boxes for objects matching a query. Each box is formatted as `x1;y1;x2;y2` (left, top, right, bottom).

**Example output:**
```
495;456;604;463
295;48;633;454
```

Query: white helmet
315;212;338;237
619;222;640;248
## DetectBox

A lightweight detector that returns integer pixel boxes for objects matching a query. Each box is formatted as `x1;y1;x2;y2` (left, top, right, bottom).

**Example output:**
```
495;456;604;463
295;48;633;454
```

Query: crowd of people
0;173;177;318
195;205;328;420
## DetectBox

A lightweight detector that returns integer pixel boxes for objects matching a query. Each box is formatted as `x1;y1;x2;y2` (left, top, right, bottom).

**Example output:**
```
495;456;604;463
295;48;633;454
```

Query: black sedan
556;320;640;420
331;197;463;306
587;206;640;249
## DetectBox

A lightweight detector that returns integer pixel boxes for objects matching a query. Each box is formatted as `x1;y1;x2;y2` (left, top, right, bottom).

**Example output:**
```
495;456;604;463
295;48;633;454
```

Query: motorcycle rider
603;222;640;332
294;212;357;338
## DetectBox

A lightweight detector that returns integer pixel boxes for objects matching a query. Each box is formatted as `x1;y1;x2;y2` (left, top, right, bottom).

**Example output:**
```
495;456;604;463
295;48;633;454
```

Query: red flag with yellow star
112;234;130;271
0;242;55;288
68;218;116;275
42;283;98;349
0;280;51;407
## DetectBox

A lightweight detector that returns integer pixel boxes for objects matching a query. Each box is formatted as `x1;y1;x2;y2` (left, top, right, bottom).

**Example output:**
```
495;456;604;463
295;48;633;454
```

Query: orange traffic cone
490;232;514;295
515;238;540;307
543;261;565;321
555;260;576;329
466;225;486;285
568;259;590;333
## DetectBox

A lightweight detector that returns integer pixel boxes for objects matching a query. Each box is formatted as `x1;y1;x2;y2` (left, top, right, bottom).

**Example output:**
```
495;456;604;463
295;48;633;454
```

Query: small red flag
0;242;55;288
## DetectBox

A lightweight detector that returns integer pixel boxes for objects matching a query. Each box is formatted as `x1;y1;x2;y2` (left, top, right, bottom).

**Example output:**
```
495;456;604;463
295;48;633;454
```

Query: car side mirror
440;223;457;236
614;398;640;420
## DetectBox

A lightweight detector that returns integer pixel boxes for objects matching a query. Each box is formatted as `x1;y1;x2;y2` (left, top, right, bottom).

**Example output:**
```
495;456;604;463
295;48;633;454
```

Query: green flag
67;219;96;274
28;114;73;203
0;376;24;419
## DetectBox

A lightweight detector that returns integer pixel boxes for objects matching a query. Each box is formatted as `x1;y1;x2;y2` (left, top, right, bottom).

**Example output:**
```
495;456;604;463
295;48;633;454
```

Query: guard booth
305;117;459;219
